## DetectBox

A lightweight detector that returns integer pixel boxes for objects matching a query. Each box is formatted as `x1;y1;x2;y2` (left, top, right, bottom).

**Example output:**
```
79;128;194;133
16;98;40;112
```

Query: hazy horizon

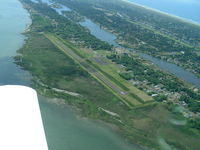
127;0;200;24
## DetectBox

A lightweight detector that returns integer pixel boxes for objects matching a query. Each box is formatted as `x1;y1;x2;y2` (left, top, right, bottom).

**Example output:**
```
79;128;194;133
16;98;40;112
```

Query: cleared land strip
44;33;153;107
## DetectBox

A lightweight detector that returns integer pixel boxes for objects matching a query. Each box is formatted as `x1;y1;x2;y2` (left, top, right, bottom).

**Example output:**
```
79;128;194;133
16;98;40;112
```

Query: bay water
80;19;200;88
0;0;141;150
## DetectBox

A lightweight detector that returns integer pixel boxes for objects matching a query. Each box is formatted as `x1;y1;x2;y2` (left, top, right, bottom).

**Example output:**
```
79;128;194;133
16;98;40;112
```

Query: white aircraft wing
0;85;48;150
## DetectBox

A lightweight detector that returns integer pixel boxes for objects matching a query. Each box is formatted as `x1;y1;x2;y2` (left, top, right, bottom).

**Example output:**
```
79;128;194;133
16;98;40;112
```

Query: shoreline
40;95;147;150
15;0;200;149
16;4;147;148
122;0;200;27
20;0;32;34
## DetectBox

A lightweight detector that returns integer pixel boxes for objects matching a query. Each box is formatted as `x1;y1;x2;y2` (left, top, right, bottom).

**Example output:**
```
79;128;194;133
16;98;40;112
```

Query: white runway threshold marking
0;85;48;150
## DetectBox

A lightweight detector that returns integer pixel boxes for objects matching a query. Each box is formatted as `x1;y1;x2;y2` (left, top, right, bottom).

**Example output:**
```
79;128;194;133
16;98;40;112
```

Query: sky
128;0;200;23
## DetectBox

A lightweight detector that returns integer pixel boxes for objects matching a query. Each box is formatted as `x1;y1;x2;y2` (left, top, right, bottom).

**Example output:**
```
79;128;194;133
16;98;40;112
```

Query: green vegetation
187;119;200;130
44;33;152;106
62;11;84;22
108;54;184;92
16;33;121;107
86;59;129;91
108;53;200;112
22;0;112;50
54;0;200;49
54;0;200;77
179;95;200;112
15;33;200;149
16;0;200;150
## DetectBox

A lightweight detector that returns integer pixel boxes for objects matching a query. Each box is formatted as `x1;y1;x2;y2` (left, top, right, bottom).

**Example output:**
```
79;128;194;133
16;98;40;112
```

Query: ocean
127;0;200;24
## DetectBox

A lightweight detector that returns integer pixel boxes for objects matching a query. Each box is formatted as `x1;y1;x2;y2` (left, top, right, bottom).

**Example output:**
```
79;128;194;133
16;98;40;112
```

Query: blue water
140;53;200;88
80;19;120;47
0;1;142;150
0;0;31;86
31;0;71;15
79;19;200;88
127;0;200;24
